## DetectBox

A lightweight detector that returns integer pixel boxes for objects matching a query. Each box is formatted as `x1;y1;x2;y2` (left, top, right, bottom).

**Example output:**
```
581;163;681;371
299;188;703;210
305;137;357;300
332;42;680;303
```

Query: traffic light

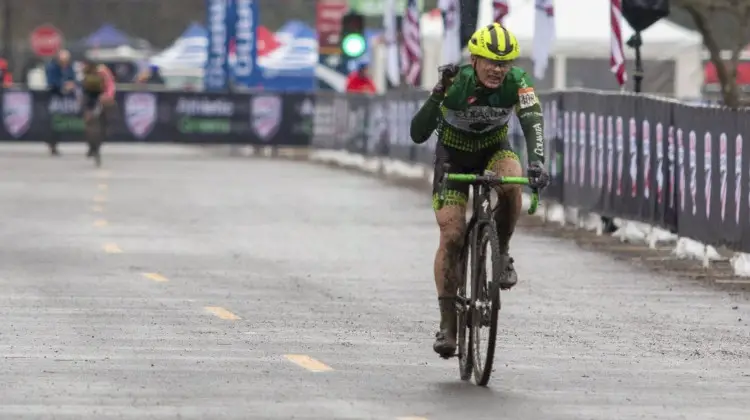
340;12;366;59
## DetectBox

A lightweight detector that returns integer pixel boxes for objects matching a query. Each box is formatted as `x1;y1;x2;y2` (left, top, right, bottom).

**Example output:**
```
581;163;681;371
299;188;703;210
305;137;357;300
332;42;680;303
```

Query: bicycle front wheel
456;225;475;381
470;222;502;387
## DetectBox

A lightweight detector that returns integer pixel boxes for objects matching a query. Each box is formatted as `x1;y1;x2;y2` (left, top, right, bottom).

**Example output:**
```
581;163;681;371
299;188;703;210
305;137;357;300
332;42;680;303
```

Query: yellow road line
97;183;108;190
284;354;333;372
103;243;122;253
142;272;168;283
204;306;240;320
91;205;104;212
93;195;107;203
96;170;111;178
93;219;108;227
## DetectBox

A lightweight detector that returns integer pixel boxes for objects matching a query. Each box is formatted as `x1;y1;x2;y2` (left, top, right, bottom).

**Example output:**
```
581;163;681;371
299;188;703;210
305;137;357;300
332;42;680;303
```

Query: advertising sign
231;0;260;88
205;0;231;91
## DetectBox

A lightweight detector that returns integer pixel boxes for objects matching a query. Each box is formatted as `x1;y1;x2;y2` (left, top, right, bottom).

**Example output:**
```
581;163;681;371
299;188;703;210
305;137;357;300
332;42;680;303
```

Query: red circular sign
30;25;62;57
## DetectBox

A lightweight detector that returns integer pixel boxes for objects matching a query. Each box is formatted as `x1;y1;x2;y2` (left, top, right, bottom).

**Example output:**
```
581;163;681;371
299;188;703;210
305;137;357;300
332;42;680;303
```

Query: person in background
345;62;376;94
135;63;165;85
45;49;77;156
79;59;116;166
0;58;13;87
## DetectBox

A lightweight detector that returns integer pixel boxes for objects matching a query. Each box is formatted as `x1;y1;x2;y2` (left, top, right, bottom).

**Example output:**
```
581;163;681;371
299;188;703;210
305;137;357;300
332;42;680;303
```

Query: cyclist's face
472;56;513;88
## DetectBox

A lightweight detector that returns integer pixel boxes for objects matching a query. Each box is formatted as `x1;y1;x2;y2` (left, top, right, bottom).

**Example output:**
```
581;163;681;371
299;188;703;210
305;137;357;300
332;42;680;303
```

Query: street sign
316;0;349;55
30;24;63;57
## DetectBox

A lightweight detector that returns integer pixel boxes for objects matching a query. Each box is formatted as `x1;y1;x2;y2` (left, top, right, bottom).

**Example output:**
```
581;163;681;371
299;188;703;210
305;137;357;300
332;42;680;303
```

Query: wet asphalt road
1;143;749;420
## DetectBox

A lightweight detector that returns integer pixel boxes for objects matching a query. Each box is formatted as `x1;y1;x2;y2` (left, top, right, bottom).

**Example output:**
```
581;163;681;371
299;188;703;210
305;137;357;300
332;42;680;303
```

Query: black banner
304;89;750;254
3;86;748;254
0;89;315;145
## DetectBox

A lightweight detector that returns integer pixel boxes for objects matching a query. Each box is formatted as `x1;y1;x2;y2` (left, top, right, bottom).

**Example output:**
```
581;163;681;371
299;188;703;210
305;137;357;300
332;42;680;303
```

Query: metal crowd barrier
2;87;748;253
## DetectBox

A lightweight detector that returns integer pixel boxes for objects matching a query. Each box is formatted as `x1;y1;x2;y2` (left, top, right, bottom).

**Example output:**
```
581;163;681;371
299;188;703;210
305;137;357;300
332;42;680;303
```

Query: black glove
527;161;550;190
432;64;460;96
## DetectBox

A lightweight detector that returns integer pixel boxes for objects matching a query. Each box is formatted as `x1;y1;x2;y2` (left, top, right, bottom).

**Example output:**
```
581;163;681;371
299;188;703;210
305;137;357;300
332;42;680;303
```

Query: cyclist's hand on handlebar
432;64;460;96
527;161;550;190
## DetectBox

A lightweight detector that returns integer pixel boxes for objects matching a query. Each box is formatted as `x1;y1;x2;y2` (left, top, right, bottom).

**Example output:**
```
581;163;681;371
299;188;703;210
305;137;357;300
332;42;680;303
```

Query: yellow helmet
467;23;520;61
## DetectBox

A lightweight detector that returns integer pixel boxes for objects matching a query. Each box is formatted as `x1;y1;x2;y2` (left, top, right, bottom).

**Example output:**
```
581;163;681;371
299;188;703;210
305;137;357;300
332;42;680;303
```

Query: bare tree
674;0;750;107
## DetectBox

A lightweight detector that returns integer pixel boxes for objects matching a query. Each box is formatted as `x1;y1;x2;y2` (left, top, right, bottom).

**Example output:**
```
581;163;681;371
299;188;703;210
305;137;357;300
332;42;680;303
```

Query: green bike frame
437;173;540;215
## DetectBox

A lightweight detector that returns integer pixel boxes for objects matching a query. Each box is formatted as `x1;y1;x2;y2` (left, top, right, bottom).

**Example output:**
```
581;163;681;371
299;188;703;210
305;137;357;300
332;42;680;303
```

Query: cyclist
409;23;550;358
80;60;116;164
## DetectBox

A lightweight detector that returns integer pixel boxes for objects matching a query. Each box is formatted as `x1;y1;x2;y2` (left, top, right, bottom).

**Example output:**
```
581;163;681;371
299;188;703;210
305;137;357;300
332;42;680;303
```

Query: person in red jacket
0;59;13;87
345;63;376;94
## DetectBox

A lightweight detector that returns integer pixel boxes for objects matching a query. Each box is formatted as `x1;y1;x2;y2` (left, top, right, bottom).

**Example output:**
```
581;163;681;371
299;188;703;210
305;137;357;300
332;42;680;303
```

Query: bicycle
435;165;540;387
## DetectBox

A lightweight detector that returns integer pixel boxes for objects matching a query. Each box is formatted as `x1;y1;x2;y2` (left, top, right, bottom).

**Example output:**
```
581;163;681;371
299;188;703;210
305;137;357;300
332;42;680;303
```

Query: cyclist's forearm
410;93;443;144
517;103;545;164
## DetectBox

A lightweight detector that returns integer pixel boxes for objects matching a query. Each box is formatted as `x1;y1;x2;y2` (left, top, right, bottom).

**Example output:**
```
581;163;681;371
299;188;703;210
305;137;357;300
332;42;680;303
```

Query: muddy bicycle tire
470;221;502;387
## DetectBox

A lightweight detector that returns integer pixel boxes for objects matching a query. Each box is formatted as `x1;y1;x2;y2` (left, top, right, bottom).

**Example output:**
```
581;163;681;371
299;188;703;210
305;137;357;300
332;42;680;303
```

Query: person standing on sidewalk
44;49;77;156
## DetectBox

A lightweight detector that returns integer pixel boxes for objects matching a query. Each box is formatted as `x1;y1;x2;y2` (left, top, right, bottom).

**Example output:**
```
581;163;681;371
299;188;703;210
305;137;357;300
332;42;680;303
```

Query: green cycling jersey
410;64;545;163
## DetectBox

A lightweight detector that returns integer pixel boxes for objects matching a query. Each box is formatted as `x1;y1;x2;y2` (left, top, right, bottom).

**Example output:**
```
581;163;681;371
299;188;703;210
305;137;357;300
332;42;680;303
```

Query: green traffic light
342;33;366;58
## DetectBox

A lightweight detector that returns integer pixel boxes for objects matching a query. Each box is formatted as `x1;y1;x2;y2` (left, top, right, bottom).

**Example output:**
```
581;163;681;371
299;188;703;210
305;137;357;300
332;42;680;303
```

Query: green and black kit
409;65;546;209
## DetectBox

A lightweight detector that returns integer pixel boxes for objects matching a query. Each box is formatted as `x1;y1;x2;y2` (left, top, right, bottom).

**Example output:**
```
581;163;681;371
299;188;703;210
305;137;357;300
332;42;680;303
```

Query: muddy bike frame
435;167;540;386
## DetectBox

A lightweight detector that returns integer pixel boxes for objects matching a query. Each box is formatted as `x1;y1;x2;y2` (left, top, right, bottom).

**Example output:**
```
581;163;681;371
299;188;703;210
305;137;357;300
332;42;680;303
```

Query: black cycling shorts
431;141;519;209
82;92;101;111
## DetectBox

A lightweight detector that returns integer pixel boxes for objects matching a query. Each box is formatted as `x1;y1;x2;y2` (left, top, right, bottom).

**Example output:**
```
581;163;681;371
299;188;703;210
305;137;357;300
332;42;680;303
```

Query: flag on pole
383;0;401;87
438;0;461;65
610;0;627;87
493;0;509;23
401;0;422;86
532;0;555;80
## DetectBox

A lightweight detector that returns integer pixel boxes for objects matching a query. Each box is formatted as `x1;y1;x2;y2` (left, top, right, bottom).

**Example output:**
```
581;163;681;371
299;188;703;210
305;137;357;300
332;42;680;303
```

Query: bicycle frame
435;169;540;308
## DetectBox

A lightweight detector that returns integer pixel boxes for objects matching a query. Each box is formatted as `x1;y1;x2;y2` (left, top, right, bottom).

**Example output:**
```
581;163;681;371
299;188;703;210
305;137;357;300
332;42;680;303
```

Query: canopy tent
255;21;316;91
477;0;704;98
150;22;208;70
276;20;316;40
179;22;207;40
78;24;151;49
150;22;316;91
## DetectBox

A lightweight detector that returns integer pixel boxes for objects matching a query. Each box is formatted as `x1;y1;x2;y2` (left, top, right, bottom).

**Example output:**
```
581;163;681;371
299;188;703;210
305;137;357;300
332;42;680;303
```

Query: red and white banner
493;0;509;23
610;0;627;87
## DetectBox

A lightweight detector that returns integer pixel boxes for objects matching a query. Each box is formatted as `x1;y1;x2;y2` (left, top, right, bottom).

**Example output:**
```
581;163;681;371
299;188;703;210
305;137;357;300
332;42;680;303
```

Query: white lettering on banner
176;97;234;116
704;132;712;219
629;118;637;198
207;0;228;87
235;0;254;78
49;96;80;113
689;130;697;216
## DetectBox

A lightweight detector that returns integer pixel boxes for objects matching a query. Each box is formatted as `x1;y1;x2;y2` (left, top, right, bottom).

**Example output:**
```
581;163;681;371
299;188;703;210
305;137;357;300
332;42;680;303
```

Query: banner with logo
205;0;231;91
230;0;261;89
0;90;314;146
303;89;750;255
1;87;749;255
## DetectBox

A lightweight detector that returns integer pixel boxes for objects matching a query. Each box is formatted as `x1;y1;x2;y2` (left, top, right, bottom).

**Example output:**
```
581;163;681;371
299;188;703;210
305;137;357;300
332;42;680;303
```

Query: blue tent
254;21;317;92
82;24;132;48
178;22;207;40
277;20;316;40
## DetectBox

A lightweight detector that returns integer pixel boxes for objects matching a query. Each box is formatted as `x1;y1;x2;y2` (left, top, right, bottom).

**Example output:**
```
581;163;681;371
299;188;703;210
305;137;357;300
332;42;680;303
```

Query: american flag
493;0;509;23
401;0;422;86
610;0;627;86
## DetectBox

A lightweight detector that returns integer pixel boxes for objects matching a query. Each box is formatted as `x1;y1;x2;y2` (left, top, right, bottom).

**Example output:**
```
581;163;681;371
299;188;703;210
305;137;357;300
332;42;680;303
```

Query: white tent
150;24;208;73
477;0;704;98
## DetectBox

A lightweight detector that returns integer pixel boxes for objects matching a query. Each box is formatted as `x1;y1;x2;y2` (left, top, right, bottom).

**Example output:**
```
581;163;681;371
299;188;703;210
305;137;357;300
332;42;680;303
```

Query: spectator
44;49;77;156
345;63;377;94
136;64;165;85
0;58;13;88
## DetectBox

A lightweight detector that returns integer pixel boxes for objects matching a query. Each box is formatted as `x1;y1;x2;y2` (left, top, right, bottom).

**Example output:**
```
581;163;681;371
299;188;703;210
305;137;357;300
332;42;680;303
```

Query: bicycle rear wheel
470;222;502;386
